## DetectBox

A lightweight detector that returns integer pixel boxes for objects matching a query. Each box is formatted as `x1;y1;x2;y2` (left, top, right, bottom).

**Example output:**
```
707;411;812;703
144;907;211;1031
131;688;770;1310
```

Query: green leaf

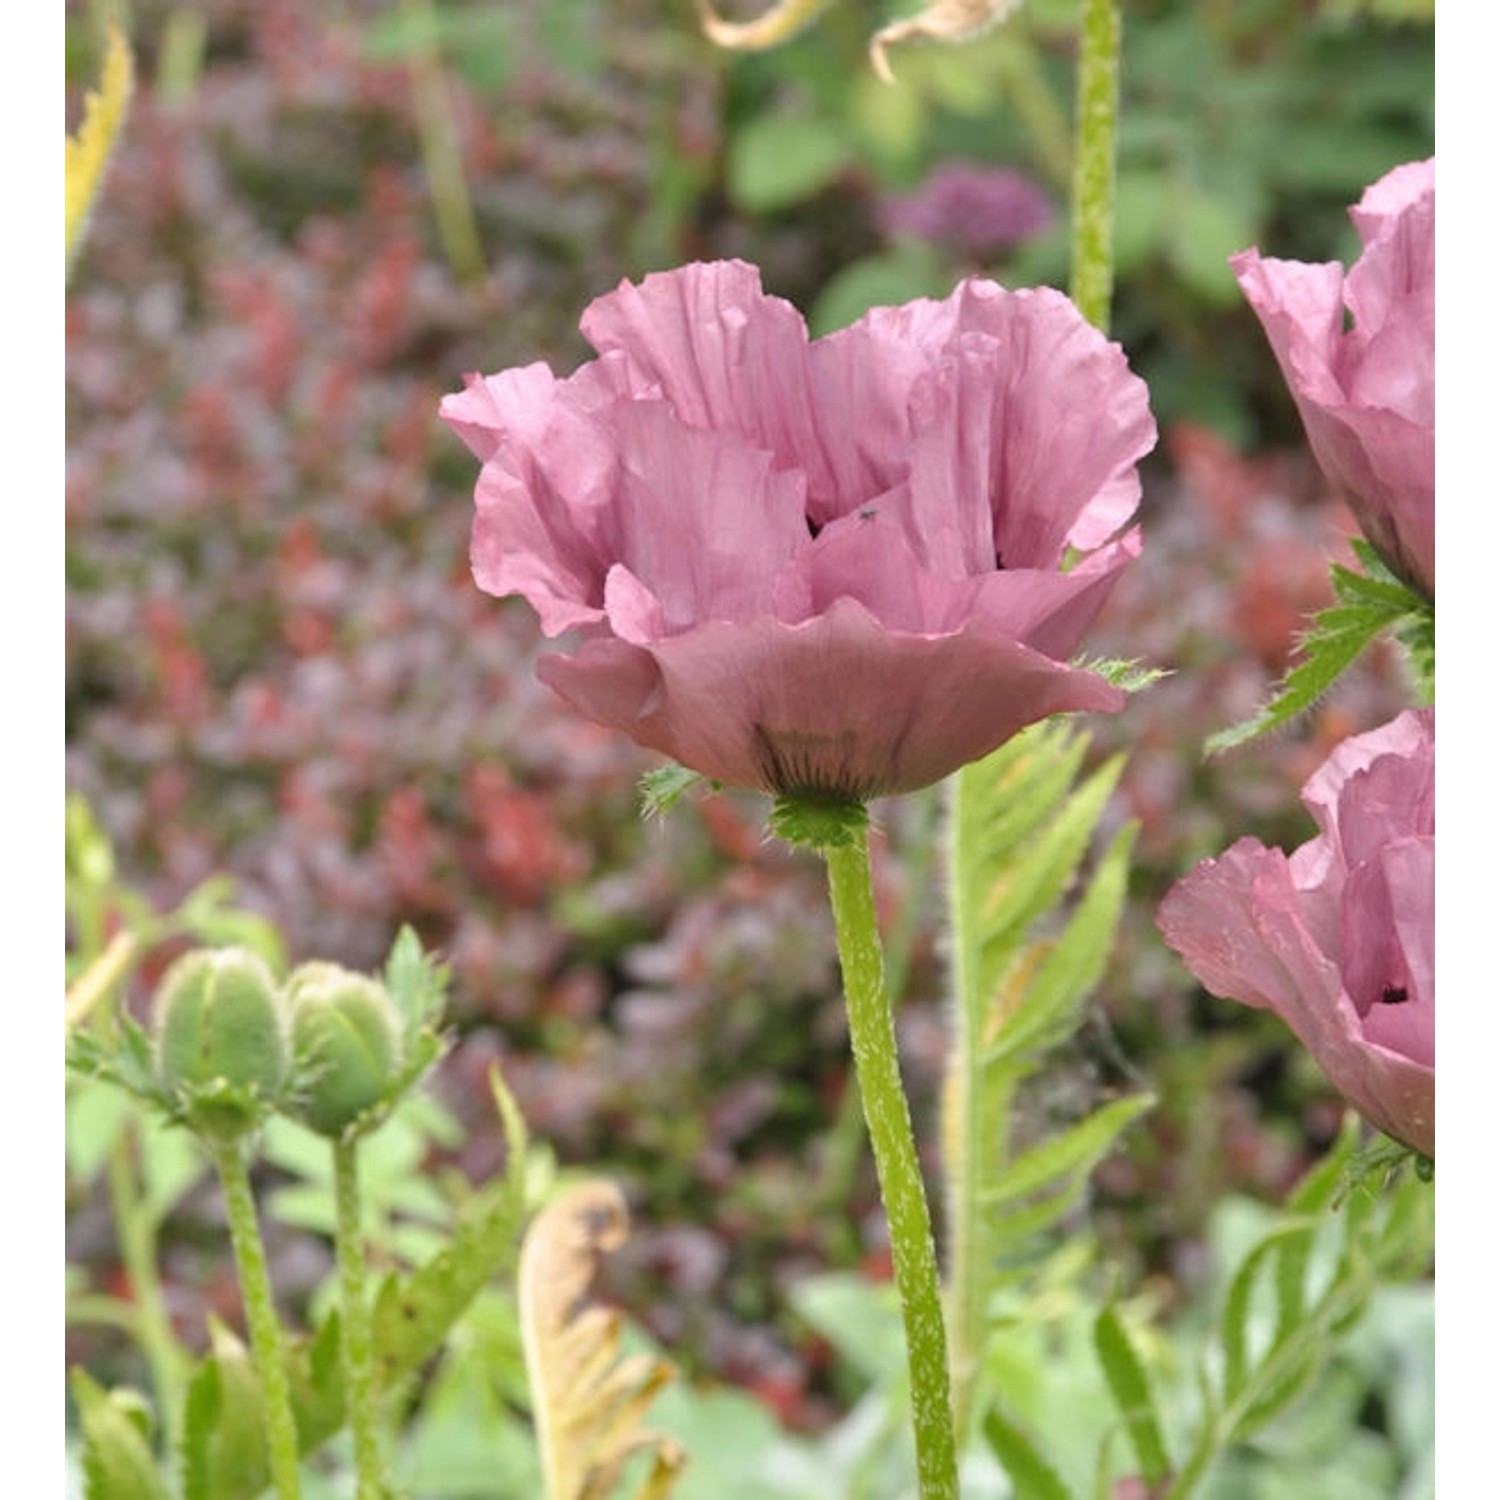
807;246;947;337
638;764;703;821
383;924;450;1036
1205;606;1390;754
371;1067;530;1380
70;1371;172;1500
984;822;1136;1067
1207;556;1433;754
1094;1304;1171;1484
975;753;1125;980
981;1405;1076;1500
985;1094;1155;1208
181;1323;273;1500
726;111;854;214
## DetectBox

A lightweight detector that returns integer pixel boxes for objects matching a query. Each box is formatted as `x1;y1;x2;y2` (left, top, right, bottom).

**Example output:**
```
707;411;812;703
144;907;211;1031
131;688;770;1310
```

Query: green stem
400;0;486;285
106;1130;189;1451
1069;0;1123;332
822;824;959;1500
815;784;941;1241
209;1139;304;1500
333;1137;387;1500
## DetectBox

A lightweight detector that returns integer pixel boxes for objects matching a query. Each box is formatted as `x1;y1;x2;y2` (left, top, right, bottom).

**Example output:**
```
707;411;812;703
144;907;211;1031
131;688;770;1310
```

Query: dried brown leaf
519;1180;685;1500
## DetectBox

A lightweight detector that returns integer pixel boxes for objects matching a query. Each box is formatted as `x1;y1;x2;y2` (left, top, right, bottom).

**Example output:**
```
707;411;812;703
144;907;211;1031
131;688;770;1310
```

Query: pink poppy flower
1158;710;1434;1156
441;260;1155;801
1231;158;1434;597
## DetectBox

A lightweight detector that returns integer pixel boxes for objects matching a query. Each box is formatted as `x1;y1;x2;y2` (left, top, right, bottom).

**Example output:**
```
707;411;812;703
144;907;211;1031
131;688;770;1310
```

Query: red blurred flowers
442;260;1155;801
1158;710;1434;1156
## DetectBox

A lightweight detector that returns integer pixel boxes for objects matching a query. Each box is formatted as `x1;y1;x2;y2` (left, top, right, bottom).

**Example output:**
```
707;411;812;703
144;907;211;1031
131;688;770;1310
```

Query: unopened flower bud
285;963;405;1138
153;948;288;1138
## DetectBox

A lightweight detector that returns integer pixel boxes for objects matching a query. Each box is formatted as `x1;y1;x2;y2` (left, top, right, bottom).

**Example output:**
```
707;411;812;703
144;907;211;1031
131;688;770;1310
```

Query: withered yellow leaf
519;1180;685;1500
694;0;833;51
870;0;1024;83
66;21;134;270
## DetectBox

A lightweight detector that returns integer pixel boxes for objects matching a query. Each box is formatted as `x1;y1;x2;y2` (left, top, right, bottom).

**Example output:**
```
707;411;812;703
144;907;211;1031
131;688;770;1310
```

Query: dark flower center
1379;983;1409;1006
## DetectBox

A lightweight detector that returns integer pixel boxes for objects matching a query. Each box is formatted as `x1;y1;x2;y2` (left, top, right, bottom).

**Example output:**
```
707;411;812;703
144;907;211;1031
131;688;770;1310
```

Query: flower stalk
813;809;959;1500
1069;0;1123;331
208;1138;304;1500
333;1137;387;1500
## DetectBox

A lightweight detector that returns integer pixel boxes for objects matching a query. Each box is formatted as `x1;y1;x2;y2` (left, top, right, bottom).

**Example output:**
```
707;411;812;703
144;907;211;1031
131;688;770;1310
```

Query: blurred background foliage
66;0;1431;1467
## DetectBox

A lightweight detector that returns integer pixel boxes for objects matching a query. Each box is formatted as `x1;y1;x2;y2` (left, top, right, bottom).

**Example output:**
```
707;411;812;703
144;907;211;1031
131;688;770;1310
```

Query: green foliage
727;111;857;214
980;1407;1073;1500
1094;1302;1171;1486
181;1324;276;1500
638;765;706;821
944;720;1150;1441
1206;544;1435;754
71;1372;172;1500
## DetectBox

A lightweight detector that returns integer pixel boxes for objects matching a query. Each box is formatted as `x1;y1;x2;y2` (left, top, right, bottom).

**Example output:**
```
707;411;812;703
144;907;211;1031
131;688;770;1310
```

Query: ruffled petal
550;597;1122;799
579;260;839;501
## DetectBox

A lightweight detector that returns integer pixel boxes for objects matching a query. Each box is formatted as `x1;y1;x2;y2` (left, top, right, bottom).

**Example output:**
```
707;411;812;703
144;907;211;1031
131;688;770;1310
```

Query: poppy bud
284;963;405;1139
153;948;288;1139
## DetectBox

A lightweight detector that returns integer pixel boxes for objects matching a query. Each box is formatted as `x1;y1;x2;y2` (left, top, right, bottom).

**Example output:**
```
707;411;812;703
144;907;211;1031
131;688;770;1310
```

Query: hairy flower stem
1070;0;1123;332
333;1138;387;1500
822;825;959;1500
208;1139;304;1500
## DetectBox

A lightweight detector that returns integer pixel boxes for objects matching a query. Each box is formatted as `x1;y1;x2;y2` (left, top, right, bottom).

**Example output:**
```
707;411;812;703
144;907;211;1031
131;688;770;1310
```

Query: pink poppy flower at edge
1231;158;1434;598
441;260;1156;802
1158;709;1435;1157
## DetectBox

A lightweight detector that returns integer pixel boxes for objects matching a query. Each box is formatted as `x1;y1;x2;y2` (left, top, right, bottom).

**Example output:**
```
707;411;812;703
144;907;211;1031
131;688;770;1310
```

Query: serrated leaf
70;1371;172;1500
1205;607;1389;754
383;925;449;1036
1080;657;1170;694
985;1094;1155;1209
981;1404;1075;1500
371;1066;529;1379
66;22;134;271
519;1180;685;1500
1207;557;1432;754
1094;1304;1171;1484
181;1323;271;1500
638;765;702;821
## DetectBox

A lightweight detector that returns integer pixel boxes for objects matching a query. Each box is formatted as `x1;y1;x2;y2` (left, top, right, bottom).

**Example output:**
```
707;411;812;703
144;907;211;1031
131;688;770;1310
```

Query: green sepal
768;795;868;850
70;1371;172;1500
